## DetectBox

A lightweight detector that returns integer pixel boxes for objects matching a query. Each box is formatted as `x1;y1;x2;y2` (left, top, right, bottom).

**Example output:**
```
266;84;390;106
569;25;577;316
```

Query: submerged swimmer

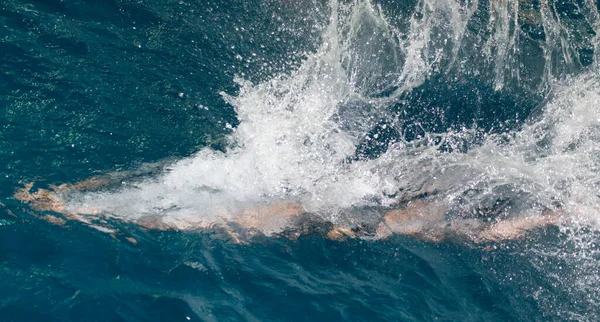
14;169;563;244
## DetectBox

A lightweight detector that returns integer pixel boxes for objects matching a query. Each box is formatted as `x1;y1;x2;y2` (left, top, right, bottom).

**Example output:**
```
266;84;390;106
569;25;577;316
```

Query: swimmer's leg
476;208;562;242
326;226;357;241
375;198;447;241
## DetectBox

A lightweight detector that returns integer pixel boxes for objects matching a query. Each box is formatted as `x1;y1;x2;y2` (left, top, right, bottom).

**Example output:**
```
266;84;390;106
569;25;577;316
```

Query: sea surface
1;0;600;320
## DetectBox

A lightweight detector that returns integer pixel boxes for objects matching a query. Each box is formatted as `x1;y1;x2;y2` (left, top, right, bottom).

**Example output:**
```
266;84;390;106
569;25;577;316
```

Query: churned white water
62;0;600;225
48;0;600;319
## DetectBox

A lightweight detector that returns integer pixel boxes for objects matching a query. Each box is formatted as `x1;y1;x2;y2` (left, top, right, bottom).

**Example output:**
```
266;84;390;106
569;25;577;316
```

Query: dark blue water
2;0;600;320
0;216;569;321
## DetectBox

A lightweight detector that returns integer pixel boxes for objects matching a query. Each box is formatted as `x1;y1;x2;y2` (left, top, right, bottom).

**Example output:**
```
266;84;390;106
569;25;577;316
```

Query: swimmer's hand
14;183;66;213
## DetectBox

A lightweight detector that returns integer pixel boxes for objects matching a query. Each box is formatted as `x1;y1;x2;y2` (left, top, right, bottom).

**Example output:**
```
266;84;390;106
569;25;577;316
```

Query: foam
5;2;599;320
53;1;600;318
59;0;600;229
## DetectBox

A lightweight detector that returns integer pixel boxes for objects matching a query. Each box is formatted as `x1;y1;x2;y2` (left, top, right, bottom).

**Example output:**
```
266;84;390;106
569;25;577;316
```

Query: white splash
61;0;600;224
54;2;600;316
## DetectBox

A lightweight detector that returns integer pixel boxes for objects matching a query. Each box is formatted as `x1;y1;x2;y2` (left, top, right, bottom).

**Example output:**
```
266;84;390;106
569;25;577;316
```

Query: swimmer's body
14;173;563;244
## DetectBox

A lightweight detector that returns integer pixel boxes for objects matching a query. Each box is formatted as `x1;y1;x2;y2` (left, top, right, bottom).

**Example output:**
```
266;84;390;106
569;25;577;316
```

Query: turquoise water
2;0;600;320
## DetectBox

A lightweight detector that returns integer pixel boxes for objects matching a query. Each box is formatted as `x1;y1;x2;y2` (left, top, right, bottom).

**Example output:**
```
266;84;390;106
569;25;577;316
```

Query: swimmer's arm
14;182;307;233
14;183;66;213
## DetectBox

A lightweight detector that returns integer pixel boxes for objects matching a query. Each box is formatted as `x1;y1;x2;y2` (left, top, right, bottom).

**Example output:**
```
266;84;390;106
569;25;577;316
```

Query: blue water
2;0;600;320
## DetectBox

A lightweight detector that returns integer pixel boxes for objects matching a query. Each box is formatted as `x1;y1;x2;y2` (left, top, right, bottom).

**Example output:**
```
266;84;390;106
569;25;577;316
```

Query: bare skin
376;199;563;242
14;179;562;244
14;181;309;242
14;183;67;213
375;199;447;240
